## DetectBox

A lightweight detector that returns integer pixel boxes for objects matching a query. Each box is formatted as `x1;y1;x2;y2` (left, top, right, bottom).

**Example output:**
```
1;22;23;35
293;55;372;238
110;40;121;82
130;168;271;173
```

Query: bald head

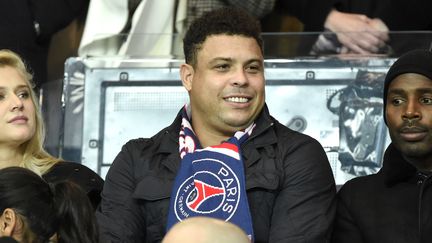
162;217;250;243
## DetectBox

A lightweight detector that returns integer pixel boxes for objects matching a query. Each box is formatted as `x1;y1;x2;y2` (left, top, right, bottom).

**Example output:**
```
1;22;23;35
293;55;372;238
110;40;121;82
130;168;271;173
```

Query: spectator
312;0;432;56
0;49;103;208
0;167;98;243
272;0;432;56
79;0;276;58
97;7;336;242
332;49;432;242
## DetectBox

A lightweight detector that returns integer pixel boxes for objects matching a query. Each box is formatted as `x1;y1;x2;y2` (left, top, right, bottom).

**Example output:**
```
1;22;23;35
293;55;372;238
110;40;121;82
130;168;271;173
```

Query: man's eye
215;64;229;71
420;97;432;104
391;98;404;106
246;65;261;73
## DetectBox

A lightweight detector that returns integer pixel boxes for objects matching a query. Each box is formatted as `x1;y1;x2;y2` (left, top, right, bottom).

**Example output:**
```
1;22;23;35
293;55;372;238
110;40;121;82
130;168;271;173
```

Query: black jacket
97;105;336;243
43;161;104;209
332;143;432;243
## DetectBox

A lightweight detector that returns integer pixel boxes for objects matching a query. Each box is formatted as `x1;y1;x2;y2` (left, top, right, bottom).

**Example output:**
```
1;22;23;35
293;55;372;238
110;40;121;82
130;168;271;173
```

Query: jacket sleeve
96;140;146;243
331;185;365;243
269;136;336;242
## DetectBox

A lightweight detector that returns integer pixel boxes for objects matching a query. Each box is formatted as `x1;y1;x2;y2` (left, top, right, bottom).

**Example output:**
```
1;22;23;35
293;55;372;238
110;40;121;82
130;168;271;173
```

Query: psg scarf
166;106;255;240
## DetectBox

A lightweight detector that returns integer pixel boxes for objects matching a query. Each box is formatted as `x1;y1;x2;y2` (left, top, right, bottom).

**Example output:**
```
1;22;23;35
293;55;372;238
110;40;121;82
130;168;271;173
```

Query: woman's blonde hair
0;49;59;175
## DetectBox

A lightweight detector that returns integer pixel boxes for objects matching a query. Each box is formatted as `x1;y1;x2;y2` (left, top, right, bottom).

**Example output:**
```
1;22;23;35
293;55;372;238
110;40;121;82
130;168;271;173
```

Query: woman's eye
17;91;29;99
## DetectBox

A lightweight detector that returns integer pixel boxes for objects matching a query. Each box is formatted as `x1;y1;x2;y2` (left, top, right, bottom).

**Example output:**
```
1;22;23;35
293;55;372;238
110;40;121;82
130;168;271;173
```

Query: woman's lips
8;115;28;124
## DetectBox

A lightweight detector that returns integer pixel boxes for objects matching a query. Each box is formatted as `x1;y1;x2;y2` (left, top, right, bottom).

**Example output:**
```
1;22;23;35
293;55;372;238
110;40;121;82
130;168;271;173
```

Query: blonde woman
0;49;103;208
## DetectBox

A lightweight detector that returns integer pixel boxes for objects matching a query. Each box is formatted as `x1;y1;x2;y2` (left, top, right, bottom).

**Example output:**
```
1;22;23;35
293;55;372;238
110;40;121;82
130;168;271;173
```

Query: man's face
386;73;432;164
182;34;265;137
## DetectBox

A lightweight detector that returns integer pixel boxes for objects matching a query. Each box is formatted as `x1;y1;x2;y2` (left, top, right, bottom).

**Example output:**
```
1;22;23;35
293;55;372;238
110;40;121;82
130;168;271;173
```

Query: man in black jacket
97;7;336;242
332;49;432;243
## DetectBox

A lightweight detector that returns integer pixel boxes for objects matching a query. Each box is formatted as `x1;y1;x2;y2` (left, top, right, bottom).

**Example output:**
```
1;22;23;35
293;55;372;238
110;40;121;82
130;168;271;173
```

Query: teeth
226;97;249;103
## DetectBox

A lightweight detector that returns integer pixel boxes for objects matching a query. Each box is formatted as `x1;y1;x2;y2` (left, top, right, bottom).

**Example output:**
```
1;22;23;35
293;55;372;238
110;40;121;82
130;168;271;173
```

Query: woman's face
0;66;36;147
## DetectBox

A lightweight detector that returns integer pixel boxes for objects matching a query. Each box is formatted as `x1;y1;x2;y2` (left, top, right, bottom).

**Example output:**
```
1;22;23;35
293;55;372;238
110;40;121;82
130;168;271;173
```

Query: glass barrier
77;31;432;60
52;32;431;185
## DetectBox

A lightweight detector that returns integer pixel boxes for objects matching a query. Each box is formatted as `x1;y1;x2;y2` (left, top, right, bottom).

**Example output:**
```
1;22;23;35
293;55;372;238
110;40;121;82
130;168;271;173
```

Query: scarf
166;105;255;240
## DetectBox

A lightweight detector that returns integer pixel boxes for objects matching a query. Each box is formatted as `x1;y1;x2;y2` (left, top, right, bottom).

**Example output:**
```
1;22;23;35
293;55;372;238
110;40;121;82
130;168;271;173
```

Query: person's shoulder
43;161;103;192
119;137;157;155
338;173;383;198
124;137;151;146
43;161;104;208
124;125;176;148
121;123;179;155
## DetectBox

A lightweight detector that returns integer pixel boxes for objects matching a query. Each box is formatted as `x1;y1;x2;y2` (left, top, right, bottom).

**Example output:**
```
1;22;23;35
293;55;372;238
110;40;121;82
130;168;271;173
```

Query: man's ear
0;208;17;237
180;63;194;91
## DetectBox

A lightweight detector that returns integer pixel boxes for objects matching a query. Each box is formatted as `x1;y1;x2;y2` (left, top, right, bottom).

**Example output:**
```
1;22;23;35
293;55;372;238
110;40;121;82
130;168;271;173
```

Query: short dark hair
183;7;263;66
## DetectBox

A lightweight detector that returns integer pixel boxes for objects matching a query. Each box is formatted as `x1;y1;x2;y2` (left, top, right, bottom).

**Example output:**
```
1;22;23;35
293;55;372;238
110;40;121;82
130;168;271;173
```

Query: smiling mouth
224;97;250;103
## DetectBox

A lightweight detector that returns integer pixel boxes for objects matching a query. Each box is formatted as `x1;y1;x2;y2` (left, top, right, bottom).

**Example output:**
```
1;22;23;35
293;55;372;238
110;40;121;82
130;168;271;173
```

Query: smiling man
97;7;336;243
332;49;432;243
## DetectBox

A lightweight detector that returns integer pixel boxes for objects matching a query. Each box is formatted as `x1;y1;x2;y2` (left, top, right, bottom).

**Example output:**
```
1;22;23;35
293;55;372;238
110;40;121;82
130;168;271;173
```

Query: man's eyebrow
245;58;263;64
387;88;405;95
208;57;263;65
388;87;432;95
209;57;233;64
416;87;432;93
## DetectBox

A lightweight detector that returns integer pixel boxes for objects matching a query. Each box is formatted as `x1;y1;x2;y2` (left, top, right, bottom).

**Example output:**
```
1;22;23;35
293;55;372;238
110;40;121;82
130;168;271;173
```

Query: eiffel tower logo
187;179;225;211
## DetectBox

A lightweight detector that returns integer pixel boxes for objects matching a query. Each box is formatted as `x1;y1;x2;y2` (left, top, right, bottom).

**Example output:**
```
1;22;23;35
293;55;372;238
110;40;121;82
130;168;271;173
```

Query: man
97;7;336;242
332;49;432;243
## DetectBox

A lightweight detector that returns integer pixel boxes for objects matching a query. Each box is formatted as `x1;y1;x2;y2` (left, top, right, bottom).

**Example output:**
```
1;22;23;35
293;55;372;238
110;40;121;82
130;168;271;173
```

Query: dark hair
183;7;263;66
0;167;98;243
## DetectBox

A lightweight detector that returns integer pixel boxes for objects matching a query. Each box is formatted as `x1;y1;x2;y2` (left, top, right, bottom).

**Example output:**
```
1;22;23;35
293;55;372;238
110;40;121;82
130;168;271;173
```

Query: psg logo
174;158;241;221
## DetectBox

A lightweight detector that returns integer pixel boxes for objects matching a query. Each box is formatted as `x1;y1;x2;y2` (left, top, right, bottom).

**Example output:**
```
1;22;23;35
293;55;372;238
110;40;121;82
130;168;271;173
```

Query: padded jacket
97;105;336;242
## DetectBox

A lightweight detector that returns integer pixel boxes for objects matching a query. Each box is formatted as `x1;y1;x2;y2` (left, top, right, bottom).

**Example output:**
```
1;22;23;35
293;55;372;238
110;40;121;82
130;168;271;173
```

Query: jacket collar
241;105;277;168
154;104;277;172
382;143;418;186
